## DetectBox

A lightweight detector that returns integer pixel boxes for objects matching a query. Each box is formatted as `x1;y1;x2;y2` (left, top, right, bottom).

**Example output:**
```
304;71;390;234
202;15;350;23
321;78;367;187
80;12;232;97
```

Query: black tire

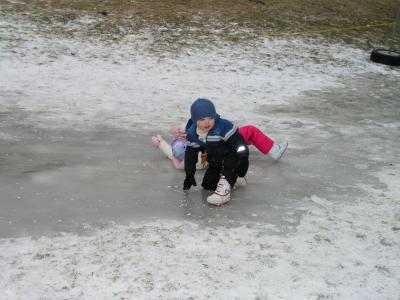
370;48;400;66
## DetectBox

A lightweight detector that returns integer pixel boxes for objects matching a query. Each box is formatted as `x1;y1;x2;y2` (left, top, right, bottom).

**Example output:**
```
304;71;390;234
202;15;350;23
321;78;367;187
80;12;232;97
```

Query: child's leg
152;134;173;160
159;139;173;160
202;164;222;191
222;153;240;187
238;125;274;155
205;154;242;206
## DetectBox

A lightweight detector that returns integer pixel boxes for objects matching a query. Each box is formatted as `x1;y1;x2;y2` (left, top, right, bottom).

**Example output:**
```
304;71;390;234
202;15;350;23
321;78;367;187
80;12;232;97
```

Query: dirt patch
1;0;399;50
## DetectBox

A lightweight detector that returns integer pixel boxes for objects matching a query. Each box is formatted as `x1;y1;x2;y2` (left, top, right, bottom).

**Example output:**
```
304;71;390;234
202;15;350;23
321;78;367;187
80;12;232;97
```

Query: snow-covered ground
1;13;400;300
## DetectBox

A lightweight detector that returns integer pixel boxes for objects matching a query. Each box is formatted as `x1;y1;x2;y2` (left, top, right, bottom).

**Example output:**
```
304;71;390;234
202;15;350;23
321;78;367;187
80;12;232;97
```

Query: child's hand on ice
151;135;162;147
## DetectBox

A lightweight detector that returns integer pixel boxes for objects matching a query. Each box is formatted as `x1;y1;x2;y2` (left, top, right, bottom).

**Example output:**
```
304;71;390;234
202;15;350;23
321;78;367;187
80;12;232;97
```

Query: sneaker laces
269;140;288;160
214;176;231;196
271;143;282;154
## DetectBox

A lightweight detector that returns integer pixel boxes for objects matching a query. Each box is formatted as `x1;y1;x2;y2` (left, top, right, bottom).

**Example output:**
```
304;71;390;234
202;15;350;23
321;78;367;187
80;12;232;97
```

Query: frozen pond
1;10;399;299
1;73;398;237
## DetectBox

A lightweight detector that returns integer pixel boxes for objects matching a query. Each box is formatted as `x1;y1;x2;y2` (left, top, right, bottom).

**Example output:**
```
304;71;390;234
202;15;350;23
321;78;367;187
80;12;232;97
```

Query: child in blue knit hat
183;98;250;205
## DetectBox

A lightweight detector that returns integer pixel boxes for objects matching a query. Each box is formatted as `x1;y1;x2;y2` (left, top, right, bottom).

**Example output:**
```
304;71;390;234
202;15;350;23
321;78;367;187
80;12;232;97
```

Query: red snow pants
238;125;274;154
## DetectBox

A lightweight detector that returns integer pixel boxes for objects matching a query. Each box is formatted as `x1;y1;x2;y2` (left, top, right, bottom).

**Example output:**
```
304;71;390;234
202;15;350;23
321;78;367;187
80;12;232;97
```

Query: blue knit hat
190;98;217;123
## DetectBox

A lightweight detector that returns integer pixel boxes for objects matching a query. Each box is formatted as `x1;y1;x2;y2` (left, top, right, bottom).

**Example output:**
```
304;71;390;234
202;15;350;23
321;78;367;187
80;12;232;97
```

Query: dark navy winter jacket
184;115;249;177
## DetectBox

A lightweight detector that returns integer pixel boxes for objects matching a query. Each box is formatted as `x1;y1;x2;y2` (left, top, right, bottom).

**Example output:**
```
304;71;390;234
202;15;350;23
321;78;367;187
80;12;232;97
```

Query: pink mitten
151;135;162;147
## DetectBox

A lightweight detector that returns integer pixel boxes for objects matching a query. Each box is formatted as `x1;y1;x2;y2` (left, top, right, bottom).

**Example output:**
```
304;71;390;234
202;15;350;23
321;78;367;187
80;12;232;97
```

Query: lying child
152;124;287;170
152;98;288;206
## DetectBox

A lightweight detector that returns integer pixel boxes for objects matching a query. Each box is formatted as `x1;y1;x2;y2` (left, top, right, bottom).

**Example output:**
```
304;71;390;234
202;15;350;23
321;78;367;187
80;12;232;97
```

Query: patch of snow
1;17;399;132
1;169;399;299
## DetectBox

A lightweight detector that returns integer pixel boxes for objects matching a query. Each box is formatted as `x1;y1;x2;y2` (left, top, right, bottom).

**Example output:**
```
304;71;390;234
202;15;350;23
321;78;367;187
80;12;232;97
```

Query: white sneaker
235;177;247;187
207;176;231;206
269;141;288;161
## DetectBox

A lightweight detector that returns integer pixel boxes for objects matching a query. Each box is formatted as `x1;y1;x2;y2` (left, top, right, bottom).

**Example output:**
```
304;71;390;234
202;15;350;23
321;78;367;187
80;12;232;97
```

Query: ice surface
1;13;400;300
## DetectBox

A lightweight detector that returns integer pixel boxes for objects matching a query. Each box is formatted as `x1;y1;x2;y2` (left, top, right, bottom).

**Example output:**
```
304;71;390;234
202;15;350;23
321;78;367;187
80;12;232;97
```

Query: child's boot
207;176;231;206
269;140;288;161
